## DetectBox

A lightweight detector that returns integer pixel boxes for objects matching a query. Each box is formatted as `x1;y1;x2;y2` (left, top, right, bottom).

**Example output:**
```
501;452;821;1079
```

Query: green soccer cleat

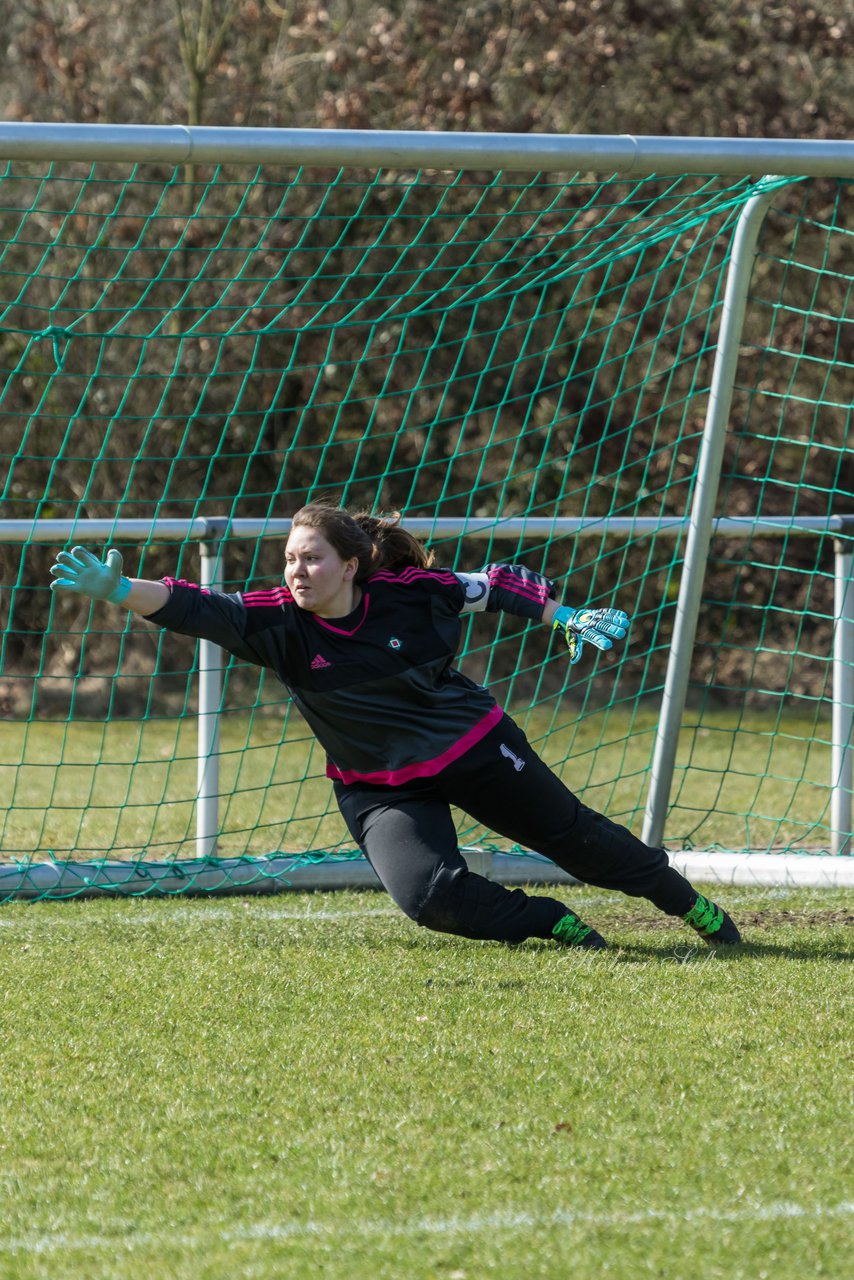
683;893;742;945
551;909;608;951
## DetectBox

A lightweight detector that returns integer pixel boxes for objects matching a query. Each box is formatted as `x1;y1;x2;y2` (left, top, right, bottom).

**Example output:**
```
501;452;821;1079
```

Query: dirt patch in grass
606;909;854;931
734;908;854;929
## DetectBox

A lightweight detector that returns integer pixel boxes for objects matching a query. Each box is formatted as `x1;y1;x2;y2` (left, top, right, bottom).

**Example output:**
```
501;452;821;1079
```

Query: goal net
0;143;850;897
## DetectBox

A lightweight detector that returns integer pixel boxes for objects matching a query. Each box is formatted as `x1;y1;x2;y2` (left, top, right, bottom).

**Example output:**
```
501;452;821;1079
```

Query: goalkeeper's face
285;529;360;618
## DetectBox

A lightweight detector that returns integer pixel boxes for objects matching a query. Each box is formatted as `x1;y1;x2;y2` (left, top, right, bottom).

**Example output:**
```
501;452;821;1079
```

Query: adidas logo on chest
310;653;332;670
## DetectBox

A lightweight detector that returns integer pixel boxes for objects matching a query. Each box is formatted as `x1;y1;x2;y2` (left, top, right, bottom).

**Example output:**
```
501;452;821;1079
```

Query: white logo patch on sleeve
455;572;490;614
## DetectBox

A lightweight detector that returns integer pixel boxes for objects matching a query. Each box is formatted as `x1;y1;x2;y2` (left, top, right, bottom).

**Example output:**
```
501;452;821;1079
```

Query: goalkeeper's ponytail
351;511;435;579
290;503;434;583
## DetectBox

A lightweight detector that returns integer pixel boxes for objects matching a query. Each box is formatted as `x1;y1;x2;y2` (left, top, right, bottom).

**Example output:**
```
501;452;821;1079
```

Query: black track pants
334;713;695;944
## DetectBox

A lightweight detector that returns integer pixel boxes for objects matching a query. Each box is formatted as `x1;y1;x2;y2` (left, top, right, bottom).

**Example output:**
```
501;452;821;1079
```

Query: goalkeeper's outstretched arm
116;577;170;616
49;546;169;617
541;599;561;627
456;565;630;667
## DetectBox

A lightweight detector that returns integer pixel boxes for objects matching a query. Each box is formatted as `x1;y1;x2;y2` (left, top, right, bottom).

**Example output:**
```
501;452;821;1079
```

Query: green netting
0;157;851;898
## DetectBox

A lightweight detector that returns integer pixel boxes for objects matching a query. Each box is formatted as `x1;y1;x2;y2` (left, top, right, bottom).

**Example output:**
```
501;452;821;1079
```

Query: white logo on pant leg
500;743;526;772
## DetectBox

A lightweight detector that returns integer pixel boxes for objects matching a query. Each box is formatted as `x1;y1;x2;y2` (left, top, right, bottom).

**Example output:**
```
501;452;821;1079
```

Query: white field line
0;880;838;929
0;882;837;929
0;905;400;928
1;1200;852;1255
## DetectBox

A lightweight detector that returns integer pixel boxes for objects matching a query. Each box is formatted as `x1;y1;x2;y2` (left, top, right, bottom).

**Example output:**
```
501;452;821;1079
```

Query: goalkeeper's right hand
49;546;132;604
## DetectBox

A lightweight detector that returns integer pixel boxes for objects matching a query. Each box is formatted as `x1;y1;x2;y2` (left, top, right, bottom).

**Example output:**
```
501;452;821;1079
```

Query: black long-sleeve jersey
146;563;555;786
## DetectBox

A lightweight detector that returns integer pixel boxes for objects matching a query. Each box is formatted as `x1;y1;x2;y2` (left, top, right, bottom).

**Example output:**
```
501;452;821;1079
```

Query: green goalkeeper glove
552;604;630;665
49;546;132;605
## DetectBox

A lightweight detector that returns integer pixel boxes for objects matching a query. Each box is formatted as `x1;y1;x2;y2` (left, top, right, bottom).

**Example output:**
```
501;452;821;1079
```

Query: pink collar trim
312;592;370;636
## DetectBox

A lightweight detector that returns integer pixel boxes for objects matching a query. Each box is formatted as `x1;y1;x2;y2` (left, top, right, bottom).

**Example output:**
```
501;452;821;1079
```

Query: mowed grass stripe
0;888;851;1279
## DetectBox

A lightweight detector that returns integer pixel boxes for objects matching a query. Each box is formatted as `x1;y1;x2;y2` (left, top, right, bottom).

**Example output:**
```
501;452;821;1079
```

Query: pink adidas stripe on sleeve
486;566;551;605
368;567;459;587
163;576;211;596
241;587;294;608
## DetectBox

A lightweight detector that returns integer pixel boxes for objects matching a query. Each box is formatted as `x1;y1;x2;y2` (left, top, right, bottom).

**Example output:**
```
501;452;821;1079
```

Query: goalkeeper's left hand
552;604;631;665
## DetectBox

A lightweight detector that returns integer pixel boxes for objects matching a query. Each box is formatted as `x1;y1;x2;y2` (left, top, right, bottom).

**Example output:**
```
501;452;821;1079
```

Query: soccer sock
644;864;698;916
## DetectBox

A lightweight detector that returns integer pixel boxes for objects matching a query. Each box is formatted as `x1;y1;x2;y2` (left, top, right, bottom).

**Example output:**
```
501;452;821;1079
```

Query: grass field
0;885;851;1279
0;704;839;860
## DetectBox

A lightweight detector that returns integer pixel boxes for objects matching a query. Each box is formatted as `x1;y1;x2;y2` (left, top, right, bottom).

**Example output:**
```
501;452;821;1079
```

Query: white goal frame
1;125;852;896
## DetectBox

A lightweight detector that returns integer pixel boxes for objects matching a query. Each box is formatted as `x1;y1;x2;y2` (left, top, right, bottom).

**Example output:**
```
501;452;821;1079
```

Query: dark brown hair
290;503;435;583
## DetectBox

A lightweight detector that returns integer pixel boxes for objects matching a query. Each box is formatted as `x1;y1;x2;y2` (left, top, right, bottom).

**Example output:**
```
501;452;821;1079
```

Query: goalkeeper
49;505;741;951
